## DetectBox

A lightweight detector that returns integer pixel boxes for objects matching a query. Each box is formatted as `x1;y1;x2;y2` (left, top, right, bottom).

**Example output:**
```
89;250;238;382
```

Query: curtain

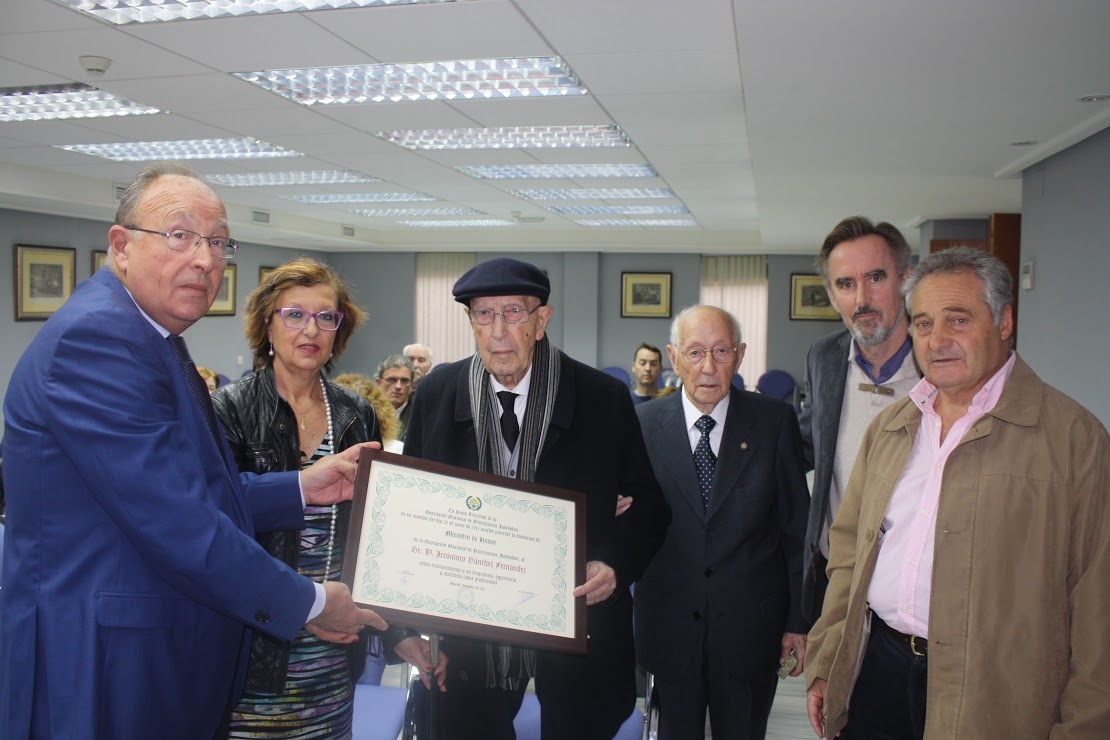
699;255;768;389
413;253;477;365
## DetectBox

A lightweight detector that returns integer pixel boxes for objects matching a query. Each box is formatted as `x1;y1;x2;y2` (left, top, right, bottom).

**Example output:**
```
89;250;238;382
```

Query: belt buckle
909;635;925;657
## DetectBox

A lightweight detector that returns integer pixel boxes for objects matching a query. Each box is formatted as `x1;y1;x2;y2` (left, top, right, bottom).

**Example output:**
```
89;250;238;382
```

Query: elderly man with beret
404;257;670;740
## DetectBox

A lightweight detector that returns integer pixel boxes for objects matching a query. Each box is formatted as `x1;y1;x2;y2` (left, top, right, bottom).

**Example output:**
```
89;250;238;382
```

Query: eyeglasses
125;225;238;261
467;305;536;325
680;346;737;364
273;307;344;332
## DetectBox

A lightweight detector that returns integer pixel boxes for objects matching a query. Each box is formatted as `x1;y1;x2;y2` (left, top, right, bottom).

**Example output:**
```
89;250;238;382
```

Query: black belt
874;615;927;657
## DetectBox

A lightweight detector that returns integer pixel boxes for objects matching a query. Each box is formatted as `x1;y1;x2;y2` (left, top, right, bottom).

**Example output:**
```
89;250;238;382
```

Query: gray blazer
797;329;852;622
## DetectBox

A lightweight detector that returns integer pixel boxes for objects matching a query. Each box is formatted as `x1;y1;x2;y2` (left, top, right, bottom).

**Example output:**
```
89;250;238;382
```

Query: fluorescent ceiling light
512;188;676;200
207;170;378;186
376;125;630;150
236;57;584;105
51;0;457;24
401;219;515;227
548;204;689;215
457;163;655;179
281;193;437;203
575;219;698;227
0;83;160;122
58;138;301;161
351;207;483;217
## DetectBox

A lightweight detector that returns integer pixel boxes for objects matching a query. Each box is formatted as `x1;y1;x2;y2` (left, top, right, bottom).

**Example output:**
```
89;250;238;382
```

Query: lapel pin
740;442;748;450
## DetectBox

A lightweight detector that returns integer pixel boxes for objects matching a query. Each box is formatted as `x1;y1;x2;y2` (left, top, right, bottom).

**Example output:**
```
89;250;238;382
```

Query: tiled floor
379;665;815;739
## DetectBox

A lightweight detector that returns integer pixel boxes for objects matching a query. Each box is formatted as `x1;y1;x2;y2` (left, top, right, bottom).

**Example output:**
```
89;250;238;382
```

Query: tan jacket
806;356;1110;739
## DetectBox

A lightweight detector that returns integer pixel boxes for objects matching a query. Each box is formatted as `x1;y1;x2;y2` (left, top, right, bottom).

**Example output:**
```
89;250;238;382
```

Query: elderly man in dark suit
404;257;669;740
635;304;809;740
798;216;920;622
0;162;384;739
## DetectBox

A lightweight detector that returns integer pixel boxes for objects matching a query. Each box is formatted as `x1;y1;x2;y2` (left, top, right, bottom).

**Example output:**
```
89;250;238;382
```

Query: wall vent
341;224;356;237
251;209;271;225
113;183;127;201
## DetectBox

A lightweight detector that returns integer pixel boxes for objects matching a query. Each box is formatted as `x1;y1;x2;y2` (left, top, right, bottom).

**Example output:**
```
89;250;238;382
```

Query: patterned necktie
496;391;520;450
167;334;221;444
693;415;717;508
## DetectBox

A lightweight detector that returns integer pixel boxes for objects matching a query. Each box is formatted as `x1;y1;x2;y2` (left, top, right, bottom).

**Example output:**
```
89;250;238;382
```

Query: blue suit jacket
0;269;316;739
634;388;809;680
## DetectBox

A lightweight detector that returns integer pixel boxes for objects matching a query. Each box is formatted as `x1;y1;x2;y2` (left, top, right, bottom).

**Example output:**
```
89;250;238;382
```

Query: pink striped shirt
867;352;1016;637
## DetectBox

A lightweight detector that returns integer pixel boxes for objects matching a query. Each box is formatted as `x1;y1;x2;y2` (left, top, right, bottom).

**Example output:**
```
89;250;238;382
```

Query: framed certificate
342;449;587;654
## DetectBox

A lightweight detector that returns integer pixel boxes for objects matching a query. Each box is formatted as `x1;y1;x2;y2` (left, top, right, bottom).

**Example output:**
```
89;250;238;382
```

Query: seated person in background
196;364;219;393
630;342;663;405
375;354;416;440
211;258;443;738
403;342;433;385
333;372;403;453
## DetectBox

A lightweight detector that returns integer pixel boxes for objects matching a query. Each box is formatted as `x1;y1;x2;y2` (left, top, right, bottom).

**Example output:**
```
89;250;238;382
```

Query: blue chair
513;693;645;740
601;366;631;386
216;373;231;388
351;683;408;740
756;370;796;403
731;373;745;391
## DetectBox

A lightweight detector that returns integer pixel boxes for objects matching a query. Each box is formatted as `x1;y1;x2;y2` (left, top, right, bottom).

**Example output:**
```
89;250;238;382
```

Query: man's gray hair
670;305;743;347
902;246;1013;326
115;161;208;226
403;343;433;362
375;354;415;379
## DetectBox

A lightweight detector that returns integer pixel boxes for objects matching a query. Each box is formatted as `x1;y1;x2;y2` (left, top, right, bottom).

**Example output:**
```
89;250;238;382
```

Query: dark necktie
496;391;519;450
167;334;221;444
693;415;717;508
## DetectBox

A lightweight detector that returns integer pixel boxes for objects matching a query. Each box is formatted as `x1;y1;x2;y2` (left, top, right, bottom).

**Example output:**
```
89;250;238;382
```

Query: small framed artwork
259;265;277;285
207;263;237;316
621;272;672;318
14;244;76;321
790;273;839;320
91;250;107;274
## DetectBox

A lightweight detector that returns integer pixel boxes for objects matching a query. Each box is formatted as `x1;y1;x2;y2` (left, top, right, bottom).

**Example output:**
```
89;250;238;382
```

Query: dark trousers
844;618;927;740
653;624;778;740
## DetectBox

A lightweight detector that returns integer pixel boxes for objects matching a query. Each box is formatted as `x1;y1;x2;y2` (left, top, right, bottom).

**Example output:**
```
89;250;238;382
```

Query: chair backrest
600;366;631;386
731;373;745;391
756;369;796;402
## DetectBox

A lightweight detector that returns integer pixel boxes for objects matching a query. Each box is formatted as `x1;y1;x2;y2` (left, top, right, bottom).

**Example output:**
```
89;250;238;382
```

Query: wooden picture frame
259;265;277;286
14;244;76;321
621;272;672;318
91;250;107;274
207;263;236;316
343;448;587;654
790;273;839;321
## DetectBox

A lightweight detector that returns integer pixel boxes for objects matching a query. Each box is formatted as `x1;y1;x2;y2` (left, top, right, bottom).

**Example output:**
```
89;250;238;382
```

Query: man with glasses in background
375;354;416;440
635;305;810;740
404;257;670;739
0;162;384;739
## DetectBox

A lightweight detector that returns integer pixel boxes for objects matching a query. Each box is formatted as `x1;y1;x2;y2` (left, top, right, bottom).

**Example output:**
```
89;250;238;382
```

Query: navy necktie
167;334;221;444
496;391;519;450
693;415;717;508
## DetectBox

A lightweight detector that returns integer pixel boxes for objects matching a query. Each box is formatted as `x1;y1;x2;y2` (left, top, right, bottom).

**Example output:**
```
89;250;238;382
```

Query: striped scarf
467;335;561;689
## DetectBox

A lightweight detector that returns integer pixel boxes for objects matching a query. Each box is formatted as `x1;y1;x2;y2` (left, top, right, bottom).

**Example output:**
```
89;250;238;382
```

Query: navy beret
453;257;551;305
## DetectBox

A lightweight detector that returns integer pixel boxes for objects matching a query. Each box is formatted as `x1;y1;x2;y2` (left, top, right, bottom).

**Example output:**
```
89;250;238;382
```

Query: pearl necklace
319;376;338;584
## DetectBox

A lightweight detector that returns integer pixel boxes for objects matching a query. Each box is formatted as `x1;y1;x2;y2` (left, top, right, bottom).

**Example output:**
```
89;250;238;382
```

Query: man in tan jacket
806;247;1109;739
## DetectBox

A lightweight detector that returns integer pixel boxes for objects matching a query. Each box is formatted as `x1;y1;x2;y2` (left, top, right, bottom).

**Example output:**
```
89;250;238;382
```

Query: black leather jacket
212;369;403;693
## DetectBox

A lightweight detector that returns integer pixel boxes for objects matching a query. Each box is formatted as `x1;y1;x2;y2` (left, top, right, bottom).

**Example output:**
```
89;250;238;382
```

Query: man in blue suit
0;162;387;738
798;216;920;623
635;305;810;739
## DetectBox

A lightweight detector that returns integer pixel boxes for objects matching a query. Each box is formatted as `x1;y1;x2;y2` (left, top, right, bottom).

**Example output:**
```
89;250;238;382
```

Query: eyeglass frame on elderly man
124;225;238;260
679;346;739;364
466;304;538;326
272;307;345;332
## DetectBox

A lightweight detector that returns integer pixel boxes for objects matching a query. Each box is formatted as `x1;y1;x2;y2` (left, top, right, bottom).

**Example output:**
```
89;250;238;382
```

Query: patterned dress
229;437;354;740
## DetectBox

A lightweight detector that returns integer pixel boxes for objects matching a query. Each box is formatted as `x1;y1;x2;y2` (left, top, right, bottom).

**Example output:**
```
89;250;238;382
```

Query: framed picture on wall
790;273;839;320
91;250;107;274
14;244;76;321
207;264;236;316
259;265;277;285
621;272;672;318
